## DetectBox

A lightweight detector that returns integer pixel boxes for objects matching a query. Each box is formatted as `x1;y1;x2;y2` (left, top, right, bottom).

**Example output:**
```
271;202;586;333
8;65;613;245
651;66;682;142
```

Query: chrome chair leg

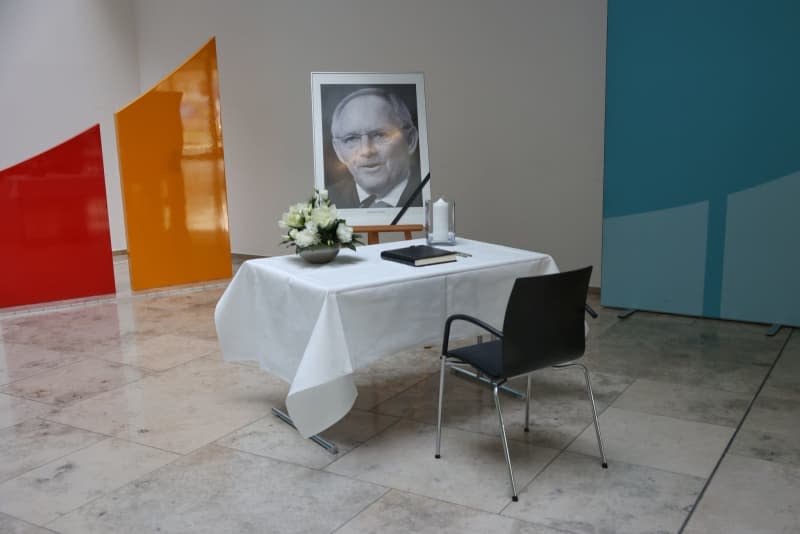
524;374;531;432
435;355;446;458
578;363;608;468
554;362;608;468
493;384;518;501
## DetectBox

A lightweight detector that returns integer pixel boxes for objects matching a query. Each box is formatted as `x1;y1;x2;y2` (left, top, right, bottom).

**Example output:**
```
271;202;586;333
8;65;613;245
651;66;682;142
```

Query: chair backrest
501;266;592;378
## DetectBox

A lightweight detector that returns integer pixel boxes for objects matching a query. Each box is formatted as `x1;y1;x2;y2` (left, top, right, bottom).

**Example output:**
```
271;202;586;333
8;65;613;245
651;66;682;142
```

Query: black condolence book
381;245;458;267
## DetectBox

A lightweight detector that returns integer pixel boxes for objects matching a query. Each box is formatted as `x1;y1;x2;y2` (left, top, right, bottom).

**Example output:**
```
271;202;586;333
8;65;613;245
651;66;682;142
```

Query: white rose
294;228;319;248
297;202;313;217
318;189;328;200
282;206;305;228
310;205;337;228
336;222;353;243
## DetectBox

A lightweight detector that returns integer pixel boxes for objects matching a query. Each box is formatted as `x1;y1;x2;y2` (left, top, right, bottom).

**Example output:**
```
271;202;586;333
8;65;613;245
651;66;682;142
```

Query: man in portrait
325;87;422;209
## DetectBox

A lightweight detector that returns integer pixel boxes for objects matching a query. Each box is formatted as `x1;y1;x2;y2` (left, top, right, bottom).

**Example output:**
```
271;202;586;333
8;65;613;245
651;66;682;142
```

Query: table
214;238;558;438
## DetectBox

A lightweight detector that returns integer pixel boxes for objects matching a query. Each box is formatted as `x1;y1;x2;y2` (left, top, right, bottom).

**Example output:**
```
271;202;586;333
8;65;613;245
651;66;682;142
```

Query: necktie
359;196;393;208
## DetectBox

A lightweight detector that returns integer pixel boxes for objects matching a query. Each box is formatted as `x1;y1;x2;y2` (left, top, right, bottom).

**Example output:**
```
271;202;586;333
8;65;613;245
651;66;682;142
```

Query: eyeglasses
334;128;402;150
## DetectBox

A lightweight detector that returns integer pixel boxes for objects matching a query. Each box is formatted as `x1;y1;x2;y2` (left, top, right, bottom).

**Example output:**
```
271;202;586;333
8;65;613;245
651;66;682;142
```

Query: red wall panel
0;125;115;307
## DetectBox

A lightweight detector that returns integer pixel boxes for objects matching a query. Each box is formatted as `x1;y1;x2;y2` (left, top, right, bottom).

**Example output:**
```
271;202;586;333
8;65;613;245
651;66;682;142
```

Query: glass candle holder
425;197;456;245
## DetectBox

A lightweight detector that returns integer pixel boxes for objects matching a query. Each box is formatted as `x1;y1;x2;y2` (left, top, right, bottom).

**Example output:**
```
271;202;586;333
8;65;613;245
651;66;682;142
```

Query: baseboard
112;250;266;262
232;253;267;261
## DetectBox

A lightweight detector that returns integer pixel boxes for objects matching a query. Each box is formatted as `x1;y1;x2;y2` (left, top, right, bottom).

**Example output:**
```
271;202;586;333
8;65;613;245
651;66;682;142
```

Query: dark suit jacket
327;172;423;209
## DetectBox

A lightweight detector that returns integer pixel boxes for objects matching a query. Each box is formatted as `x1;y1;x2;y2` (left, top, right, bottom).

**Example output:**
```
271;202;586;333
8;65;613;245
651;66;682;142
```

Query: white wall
132;0;607;283
0;0;607;284
0;0;139;251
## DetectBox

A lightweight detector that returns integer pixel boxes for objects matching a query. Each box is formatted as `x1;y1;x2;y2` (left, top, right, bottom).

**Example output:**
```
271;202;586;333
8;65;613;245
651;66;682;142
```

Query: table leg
271;407;339;454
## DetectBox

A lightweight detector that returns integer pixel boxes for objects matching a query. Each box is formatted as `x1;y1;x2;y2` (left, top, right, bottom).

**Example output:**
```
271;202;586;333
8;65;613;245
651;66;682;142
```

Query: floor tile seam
721;451;800;473
557;449;708;483
208;411;307;465
34;408;117;435
333;486;552;531
0;362;90;400
76;353;164;375
678;328;795;533
401;406;576;453
0;513;59;533
742;410;800;440
368;416;568;515
0;390;53;412
214;441;341;471
392;488;506;517
5;362;156;410
499;375;634;505
80;348;216;375
374;407;600;449
583;368;635;405
616;375;768;401
320;417;407;472
37;441;188;530
0;429;111;490
170;401;323;459
329;486;393;533
97;434;192;458
556;376;636;455
599;405;740;434
502;449;706;519
726;440;800;469
607;392;744;430
74;354;285;406
586;352;777;375
500;438;566;515
379;367;625;449
222;442;394;495
0;281;229;320
359;368;439;414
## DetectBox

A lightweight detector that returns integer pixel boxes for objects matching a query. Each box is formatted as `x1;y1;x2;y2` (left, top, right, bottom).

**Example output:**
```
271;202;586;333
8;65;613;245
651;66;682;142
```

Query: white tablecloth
215;238;558;437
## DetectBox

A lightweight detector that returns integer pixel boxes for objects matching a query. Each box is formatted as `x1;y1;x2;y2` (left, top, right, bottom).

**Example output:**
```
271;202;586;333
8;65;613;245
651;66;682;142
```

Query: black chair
435;266;607;501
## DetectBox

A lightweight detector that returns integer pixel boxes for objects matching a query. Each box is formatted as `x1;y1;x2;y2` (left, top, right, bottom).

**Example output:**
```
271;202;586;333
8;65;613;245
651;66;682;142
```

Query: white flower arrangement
279;189;363;253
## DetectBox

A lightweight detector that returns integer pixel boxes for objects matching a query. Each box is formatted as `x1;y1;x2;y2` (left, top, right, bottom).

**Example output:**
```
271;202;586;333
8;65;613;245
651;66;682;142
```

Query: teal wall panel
603;201;708;316
602;0;800;326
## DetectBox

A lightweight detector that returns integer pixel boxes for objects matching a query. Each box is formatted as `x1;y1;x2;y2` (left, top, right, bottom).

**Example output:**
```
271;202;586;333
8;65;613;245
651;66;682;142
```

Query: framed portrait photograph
311;72;431;226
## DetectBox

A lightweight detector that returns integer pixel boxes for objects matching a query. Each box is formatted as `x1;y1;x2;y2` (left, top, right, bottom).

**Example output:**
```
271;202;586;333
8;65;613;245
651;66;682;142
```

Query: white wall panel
0;0;140;250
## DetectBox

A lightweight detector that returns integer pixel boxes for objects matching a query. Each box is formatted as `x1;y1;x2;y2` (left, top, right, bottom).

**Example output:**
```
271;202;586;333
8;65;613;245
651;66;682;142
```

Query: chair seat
448;340;504;379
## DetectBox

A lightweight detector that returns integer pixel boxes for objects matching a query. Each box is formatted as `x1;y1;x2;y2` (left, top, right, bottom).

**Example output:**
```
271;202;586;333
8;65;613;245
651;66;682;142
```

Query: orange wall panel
115;37;231;291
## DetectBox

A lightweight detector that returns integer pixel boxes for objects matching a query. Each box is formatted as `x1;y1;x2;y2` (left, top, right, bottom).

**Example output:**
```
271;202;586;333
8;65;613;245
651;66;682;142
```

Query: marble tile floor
0;263;798;533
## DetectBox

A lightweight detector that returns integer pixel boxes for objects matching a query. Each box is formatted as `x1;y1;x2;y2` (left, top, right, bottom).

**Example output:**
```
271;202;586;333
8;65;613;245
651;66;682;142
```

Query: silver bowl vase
299;246;340;264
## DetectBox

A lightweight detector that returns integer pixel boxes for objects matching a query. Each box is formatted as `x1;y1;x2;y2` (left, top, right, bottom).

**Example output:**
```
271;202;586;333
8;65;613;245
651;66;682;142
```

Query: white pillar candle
432;197;449;242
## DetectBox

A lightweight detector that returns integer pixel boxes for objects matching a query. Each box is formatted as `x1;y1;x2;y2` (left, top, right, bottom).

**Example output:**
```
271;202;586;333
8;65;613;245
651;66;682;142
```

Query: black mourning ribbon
390;172;431;225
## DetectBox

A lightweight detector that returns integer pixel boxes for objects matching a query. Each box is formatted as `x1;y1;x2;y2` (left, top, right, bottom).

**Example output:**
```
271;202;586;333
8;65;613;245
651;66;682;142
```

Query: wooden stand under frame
353;224;423;245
